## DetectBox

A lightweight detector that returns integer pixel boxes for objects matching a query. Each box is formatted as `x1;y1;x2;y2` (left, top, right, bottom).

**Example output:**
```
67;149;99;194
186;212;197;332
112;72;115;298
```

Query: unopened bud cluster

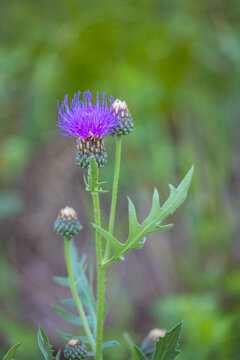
111;99;133;135
64;339;87;360
54;207;82;237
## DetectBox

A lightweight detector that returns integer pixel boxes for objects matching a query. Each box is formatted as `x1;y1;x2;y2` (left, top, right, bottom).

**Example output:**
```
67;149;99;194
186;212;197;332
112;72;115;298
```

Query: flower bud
147;328;166;341
64;339;87;360
76;136;107;168
111;99;133;135
140;328;166;357
54;207;82;237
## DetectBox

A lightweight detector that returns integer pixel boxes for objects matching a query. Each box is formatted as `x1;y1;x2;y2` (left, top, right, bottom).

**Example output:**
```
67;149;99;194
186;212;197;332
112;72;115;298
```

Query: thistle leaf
53;239;97;336
52;305;93;328
152;321;182;360
102;340;120;349
91;223;124;253
68;241;97;332
38;328;56;360
93;166;194;265
3;343;22;360
60;298;76;307
53;276;69;286
60;297;90;308
133;346;147;360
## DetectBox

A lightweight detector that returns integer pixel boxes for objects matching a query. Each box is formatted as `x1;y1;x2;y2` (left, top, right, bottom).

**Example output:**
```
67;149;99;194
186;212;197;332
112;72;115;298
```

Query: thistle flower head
110;98;133;135
64;339;87;360
54;206;82;237
57;91;118;141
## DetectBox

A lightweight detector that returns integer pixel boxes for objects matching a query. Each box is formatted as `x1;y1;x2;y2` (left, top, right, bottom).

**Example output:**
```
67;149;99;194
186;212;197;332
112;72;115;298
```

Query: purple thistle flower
57;91;119;168
57;91;118;141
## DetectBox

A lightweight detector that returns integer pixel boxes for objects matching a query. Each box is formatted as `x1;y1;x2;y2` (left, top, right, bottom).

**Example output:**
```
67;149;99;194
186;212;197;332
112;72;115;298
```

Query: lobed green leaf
38;328;55;360
94;166;194;265
152;321;183;360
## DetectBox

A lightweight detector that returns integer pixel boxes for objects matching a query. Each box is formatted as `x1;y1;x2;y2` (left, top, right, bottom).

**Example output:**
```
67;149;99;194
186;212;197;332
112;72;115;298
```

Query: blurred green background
1;0;240;359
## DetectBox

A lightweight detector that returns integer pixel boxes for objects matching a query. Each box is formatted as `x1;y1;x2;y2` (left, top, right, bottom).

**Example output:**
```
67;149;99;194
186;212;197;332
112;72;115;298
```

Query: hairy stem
64;237;95;352
92;190;104;360
104;136;123;261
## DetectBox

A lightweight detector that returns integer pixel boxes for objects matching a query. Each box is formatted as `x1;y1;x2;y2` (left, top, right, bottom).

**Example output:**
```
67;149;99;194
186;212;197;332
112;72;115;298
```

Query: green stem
104;136;123;261
92;190;104;360
64;237;95;353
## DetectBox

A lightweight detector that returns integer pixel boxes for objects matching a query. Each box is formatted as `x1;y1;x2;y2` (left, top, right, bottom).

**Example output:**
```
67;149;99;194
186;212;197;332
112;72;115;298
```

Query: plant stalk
64;237;96;353
92;190;104;360
104;135;123;261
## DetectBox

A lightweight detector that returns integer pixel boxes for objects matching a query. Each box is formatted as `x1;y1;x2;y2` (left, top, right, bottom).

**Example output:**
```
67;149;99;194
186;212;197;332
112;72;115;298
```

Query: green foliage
38;328;60;360
154;295;233;360
101;341;119;350
93;166;193;265
2;343;22;360
133;346;147;360
152;322;182;360
52;305;93;328
0;316;37;360
53;238;120;354
53;240;97;337
133;322;182;360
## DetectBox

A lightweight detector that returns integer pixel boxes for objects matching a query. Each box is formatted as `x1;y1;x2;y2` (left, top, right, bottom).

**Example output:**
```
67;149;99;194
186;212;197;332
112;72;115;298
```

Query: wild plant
4;91;193;360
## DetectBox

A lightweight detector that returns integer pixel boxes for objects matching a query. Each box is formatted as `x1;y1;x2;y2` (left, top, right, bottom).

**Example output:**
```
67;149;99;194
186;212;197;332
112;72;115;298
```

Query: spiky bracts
111;99;133;135
54;207;82;237
76;136;107;168
64;339;87;360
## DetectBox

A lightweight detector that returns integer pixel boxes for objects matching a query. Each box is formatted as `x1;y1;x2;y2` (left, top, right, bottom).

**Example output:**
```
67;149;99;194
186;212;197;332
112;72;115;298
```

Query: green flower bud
64;339;87;360
76;136;107;168
54;207;82;237
111;99;133;135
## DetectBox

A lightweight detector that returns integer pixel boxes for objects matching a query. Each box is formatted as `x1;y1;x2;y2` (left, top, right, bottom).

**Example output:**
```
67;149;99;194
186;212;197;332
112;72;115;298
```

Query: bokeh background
1;0;240;359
